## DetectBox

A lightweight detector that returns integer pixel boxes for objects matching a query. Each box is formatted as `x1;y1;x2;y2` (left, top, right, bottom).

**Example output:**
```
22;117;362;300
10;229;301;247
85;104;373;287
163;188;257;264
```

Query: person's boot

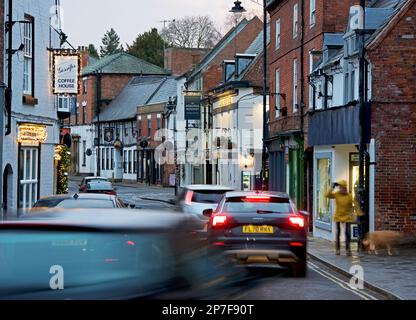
335;242;341;255
346;244;352;256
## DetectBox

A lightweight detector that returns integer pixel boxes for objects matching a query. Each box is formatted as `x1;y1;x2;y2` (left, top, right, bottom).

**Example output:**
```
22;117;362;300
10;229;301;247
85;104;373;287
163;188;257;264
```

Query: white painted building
1;0;62;215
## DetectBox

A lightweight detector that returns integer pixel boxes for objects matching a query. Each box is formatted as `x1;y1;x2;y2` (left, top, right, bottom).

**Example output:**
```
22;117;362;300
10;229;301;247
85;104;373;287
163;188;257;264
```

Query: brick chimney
164;48;209;76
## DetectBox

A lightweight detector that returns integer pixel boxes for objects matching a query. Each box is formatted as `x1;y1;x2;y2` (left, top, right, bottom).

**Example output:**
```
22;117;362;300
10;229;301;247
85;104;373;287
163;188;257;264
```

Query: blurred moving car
78;177;110;192
177;185;234;221
0;210;249;300
203;191;309;277
32;193;126;209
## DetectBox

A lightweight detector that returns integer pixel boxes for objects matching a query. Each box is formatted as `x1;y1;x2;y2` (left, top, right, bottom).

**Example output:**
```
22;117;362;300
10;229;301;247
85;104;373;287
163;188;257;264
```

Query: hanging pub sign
184;96;201;121
104;128;114;143
52;50;81;95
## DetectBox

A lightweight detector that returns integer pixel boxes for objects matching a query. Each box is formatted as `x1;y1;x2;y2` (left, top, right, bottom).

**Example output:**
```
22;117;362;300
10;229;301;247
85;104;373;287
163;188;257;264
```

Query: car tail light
212;215;227;227
245;196;271;202
289;214;306;228
185;191;194;205
290;242;304;247
105;191;117;196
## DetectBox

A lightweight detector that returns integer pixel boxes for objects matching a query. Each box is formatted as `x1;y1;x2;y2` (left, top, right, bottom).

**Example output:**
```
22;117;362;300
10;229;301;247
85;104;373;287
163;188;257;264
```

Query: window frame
310;0;316;28
23;14;35;97
293;3;299;39
275;68;280;118
293;59;298;113
275;18;281;49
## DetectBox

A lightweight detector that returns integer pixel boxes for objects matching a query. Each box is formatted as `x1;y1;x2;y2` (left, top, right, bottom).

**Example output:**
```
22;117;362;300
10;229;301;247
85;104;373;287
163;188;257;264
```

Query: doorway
2;164;14;216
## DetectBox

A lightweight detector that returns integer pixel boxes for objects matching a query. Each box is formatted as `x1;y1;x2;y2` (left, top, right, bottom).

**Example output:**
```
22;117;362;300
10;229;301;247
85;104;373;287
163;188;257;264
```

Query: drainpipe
298;0;305;210
95;72;102;177
0;84;5;216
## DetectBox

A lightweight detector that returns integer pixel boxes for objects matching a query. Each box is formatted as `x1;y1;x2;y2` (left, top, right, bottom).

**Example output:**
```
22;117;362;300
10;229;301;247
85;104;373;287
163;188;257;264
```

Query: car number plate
243;225;274;234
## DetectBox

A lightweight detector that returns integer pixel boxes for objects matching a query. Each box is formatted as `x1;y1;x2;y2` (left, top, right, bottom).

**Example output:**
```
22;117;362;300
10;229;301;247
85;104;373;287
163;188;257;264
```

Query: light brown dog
362;231;402;256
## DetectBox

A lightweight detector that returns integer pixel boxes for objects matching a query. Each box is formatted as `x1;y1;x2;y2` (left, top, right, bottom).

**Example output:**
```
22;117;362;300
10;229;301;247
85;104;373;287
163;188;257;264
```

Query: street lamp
230;1;246;55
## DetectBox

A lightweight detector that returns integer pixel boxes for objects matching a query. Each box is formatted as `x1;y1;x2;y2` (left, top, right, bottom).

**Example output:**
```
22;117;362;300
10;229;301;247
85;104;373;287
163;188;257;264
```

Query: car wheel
291;260;307;277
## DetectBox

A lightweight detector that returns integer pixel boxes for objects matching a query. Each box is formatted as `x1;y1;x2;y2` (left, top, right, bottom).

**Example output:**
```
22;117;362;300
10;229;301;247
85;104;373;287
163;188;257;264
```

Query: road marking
308;261;378;300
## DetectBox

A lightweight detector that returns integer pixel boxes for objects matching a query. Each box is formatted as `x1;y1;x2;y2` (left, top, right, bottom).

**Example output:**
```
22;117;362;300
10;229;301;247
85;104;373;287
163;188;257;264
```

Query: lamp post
261;0;269;191
230;1;246;55
358;0;368;251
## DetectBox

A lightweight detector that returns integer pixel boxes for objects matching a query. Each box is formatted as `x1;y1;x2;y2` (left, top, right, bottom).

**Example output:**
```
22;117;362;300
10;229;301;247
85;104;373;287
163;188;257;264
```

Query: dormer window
223;60;236;83
235;54;256;78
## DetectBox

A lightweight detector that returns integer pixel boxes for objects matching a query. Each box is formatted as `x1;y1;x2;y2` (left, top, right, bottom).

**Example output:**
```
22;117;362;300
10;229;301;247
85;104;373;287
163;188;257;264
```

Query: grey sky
61;0;262;49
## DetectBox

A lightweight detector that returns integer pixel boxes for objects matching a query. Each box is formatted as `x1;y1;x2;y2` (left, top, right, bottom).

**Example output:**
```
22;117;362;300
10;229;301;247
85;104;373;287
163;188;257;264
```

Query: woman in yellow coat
326;180;354;256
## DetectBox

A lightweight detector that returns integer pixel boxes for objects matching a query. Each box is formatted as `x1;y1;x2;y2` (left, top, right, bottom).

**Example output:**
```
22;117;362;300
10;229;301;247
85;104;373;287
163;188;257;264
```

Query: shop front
17;124;48;211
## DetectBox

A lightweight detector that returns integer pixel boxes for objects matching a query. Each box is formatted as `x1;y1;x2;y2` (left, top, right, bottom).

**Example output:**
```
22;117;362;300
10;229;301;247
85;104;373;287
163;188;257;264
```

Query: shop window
316;155;332;225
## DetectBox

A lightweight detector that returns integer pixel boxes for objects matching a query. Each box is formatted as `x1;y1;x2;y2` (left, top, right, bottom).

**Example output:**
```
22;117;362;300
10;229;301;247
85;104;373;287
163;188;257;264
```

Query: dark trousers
335;222;351;251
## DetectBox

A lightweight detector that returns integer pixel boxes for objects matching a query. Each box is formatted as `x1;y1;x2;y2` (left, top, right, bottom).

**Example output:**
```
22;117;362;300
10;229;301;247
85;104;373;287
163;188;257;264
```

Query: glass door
19;147;39;210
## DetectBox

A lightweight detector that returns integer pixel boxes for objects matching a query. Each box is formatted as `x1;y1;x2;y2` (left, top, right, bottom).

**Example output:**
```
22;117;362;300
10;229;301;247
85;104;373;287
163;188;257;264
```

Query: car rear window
223;196;294;213
192;191;227;204
56;199;115;209
87;182;114;191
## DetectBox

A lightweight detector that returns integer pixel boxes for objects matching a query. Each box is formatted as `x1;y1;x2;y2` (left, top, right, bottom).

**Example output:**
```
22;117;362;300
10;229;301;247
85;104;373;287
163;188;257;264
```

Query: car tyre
291;260;307;277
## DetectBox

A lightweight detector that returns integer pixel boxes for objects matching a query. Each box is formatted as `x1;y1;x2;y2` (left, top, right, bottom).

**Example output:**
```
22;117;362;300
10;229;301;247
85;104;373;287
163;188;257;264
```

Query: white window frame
309;49;314;110
23;15;34;95
276;19;281;49
19;147;39;210
293;3;299;38
310;0;316;27
275;68;280;118
293;59;298;112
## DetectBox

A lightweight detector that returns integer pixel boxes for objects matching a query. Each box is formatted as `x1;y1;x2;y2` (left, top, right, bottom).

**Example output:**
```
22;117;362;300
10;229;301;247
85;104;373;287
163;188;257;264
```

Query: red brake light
185;191;194;205
289;214;305;228
105;191;116;195
244;196;271;202
212;215;227;227
290;242;304;247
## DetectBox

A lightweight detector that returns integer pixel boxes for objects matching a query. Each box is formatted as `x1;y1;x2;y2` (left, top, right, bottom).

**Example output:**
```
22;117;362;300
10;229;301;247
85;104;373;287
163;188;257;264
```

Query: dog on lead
362;231;403;256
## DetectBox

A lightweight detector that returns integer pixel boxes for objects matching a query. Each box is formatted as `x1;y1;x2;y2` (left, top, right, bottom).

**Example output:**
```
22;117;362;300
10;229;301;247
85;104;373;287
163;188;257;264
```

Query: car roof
38;193;115;201
184;184;235;191
84;176;109;180
2;209;186;232
224;191;290;198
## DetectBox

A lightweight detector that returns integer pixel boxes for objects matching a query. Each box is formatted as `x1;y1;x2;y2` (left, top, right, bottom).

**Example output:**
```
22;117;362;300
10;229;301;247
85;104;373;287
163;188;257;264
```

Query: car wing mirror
203;208;214;218
129;204;136;209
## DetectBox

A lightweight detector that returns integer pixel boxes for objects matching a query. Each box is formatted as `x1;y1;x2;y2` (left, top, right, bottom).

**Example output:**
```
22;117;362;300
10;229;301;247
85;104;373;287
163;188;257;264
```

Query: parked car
177;185;234;219
203;191;309;277
32;193;126;209
78;176;110;193
83;181;117;196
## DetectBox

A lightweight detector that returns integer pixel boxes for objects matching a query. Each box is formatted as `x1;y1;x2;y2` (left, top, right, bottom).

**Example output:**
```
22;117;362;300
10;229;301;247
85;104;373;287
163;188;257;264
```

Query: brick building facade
367;0;416;232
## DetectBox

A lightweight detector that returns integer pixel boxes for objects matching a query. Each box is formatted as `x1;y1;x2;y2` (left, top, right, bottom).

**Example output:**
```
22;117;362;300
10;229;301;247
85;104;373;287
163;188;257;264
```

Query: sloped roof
82;52;168;76
97;76;177;122
187;18;251;80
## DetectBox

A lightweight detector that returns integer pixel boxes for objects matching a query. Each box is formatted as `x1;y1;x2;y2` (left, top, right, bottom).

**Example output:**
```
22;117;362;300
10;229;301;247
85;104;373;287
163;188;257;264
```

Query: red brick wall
368;1;416;232
164;48;208;76
201;17;263;93
69;74;133;125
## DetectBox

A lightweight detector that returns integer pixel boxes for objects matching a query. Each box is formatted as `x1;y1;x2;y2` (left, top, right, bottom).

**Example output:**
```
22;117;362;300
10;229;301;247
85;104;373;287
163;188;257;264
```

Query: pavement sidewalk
308;236;416;300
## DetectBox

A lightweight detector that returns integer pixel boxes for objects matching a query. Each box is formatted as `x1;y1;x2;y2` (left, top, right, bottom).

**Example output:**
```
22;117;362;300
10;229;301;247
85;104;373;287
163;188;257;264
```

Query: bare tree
161;16;222;49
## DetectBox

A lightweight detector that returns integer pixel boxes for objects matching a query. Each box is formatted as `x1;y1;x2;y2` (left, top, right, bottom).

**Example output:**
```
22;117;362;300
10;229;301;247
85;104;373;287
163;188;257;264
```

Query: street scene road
0;0;415;304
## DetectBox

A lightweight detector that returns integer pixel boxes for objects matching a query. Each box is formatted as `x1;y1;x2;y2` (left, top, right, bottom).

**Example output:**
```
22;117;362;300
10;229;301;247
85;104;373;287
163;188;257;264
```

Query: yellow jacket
326;189;355;223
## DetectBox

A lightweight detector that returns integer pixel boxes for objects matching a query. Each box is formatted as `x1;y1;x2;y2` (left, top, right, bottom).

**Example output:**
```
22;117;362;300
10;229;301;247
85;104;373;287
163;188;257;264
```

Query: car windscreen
85;178;108;184
87;182;113;191
191;191;228;204
34;198;67;208
223;196;295;213
56;199;115;209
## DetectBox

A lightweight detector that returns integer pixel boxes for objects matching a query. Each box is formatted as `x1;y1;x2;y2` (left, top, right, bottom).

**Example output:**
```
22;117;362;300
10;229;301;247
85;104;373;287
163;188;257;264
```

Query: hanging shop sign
104;128;114;143
185;96;201;120
18;124;48;146
53;50;81;95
